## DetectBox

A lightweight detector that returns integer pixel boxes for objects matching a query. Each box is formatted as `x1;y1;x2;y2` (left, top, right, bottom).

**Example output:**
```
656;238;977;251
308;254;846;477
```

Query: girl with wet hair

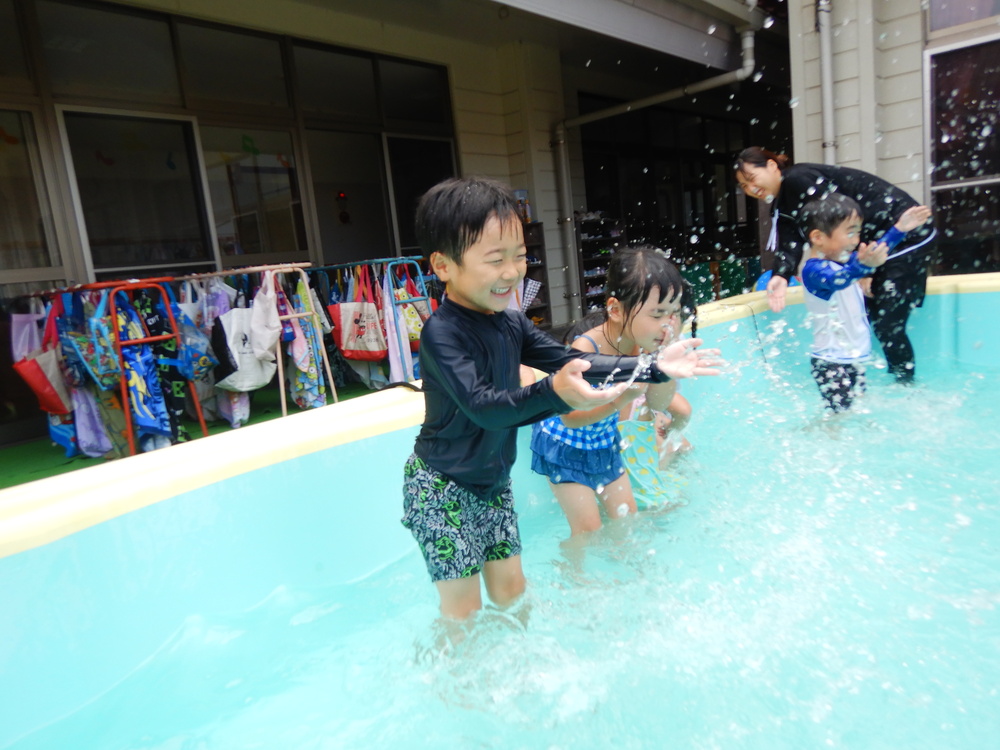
734;146;936;382
529;246;696;537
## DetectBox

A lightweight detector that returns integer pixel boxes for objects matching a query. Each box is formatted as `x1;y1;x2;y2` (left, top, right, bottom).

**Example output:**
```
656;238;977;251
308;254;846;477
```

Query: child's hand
552;359;631;410
765;274;788;312
857;241;888;269
656;338;722;379
895;205;932;232
858;277;874;297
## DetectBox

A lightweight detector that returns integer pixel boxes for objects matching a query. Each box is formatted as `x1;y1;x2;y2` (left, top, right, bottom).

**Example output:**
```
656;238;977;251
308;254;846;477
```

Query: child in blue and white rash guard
799;194;932;412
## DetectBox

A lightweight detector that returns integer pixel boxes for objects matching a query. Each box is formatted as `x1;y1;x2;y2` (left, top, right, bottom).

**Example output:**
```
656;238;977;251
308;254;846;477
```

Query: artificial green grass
0;381;374;491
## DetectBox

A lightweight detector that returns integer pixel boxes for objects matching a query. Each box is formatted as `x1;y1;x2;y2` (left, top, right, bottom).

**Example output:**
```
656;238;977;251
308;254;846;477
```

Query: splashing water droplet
616;503;630;518
763;15;774;29
789;97;800;109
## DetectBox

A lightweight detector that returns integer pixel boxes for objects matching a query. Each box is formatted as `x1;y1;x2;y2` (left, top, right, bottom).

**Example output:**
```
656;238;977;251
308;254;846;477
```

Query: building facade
2;0;997;440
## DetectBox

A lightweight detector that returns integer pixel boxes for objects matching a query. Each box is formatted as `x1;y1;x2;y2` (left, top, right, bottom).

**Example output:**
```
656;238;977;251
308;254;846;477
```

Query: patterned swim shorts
401;454;522;582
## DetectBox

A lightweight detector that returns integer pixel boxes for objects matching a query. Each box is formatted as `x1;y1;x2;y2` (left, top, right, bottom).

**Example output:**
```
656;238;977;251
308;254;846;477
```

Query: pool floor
9;363;1000;750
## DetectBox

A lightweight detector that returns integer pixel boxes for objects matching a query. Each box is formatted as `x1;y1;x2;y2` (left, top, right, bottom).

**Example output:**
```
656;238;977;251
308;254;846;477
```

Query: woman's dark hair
564;245;695;344
800;193;863;236
733;146;793;178
414;176;521;264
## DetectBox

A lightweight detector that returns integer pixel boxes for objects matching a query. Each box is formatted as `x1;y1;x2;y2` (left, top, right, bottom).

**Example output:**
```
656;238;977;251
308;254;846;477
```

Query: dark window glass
614;110;646;146
929;0;1000;31
64;112;211;271
294;46;378;121
379;59;451;127
0;0;32;91
200;126;305;258
37;1;180;105
931;40;1000;184
306;130;392;264
578;94;616;143
0;110;58;271
934;185;1000;274
676;116;702;151
705;120;727;155
649;110;675;149
178;23;287;109
386;137;455;250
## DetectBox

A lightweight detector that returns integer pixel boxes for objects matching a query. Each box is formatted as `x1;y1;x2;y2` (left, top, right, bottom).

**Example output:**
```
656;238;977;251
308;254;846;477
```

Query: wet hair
564;245;695;343
800;193;863;237
414;176;521;265
733;146;793;179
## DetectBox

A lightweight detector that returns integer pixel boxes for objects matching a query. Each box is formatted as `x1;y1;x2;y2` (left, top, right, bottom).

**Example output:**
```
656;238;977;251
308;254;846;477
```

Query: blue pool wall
0;274;997;747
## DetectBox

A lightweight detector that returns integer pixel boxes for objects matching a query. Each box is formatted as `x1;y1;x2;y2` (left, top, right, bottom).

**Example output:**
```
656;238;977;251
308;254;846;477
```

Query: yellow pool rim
2;272;998;559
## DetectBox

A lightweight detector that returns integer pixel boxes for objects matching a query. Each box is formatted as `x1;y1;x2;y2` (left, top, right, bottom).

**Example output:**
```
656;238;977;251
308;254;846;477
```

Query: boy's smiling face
431;213;526;314
811;211;863;263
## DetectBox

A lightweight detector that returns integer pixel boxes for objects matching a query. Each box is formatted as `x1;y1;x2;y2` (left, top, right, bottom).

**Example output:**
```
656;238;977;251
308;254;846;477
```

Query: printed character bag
160;284;218;381
61;290;121;390
327;265;388;362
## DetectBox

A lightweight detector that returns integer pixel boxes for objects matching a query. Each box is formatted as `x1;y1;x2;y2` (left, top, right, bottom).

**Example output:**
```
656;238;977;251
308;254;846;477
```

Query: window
385;137;455;251
930;38;1000;274
37;1;181;105
178;23;288;110
379;59;451;130
306;130;392;264
294;46;378;122
0;0;32;93
0;110;59;274
200;126;306;261
63;111;212;273
929;0;1000;32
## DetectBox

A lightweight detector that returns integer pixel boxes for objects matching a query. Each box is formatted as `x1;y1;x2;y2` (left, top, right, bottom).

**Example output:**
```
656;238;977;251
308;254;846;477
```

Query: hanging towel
381;267;414;382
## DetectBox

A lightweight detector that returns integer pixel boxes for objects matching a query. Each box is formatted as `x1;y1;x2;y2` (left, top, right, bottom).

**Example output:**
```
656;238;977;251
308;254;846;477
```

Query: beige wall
787;0;927;202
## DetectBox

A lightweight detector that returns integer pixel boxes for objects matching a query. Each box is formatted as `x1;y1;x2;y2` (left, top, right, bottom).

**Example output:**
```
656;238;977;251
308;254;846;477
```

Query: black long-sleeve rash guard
770;163;930;281
414;297;672;499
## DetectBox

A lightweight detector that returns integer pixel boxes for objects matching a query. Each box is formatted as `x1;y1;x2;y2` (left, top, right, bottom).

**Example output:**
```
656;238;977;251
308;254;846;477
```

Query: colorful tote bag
114;292;173;448
12;301;73;414
328;265;388;362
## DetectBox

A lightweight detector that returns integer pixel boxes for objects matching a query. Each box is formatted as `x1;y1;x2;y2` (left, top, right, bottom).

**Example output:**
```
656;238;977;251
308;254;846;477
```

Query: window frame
53;103;223;279
0;103;67;286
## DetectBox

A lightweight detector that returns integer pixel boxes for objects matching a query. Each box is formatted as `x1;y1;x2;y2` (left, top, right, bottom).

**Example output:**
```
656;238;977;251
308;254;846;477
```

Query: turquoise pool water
2;288;999;749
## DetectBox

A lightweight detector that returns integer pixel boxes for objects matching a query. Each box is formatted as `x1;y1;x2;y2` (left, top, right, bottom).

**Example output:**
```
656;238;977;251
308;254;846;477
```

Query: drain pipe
553;28;757;312
817;0;837;164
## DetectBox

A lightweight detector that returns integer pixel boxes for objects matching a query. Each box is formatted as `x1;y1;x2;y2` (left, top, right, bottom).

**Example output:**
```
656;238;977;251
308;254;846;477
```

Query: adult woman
734;146;937;382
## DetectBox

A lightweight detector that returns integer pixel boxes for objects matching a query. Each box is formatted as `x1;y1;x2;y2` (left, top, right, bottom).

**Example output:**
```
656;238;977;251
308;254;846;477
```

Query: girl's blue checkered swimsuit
529;412;625;490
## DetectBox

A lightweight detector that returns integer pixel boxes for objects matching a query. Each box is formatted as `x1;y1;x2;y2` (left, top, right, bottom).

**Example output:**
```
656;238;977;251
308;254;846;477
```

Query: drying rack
308;256;432;382
82;277;210;456
177;262;338;415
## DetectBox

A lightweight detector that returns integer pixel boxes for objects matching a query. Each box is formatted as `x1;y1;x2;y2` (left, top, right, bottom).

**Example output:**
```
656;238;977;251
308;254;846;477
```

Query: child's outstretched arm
655;338;722;380
895;205;932;233
551;359;633;411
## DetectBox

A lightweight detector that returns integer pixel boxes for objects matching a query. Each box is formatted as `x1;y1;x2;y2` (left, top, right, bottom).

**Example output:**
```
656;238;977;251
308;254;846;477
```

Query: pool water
10;360;1000;749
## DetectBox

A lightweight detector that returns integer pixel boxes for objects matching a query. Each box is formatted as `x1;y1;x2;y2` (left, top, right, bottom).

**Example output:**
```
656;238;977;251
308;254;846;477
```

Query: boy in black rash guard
402;176;721;620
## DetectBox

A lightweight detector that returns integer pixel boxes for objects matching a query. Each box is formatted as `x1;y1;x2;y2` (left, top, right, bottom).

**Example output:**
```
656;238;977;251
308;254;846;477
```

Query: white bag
10;298;46;362
250;272;281;362
211;307;278;392
177;280;205;328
